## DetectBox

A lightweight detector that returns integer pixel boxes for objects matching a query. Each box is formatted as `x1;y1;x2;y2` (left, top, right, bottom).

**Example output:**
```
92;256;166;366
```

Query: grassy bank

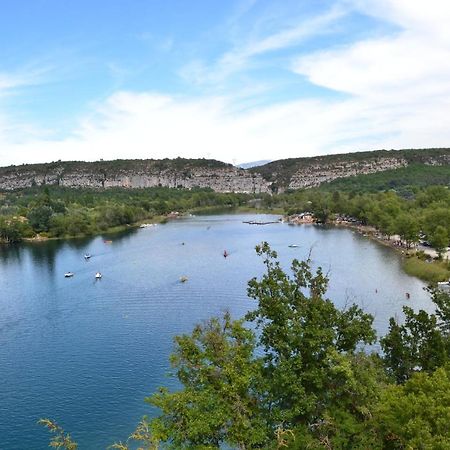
402;256;450;283
328;220;450;284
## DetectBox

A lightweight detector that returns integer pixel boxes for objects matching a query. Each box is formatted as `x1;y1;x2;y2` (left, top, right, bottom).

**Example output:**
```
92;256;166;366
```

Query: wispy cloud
180;4;347;86
0;64;53;95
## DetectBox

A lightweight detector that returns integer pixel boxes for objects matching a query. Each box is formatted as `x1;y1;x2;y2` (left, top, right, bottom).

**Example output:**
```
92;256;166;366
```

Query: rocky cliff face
251;148;450;192
0;159;270;194
1;149;449;193
287;156;408;189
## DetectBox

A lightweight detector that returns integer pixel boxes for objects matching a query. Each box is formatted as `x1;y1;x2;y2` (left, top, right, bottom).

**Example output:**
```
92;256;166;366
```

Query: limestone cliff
0;158;269;193
251;148;450;192
0;148;449;193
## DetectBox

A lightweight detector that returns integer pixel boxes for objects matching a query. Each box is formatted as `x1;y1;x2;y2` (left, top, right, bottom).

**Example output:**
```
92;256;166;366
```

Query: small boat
288;244;300;248
95;272;102;279
84;253;91;259
223;250;229;258
180;276;188;283
64;272;74;278
438;281;450;291
104;240;113;244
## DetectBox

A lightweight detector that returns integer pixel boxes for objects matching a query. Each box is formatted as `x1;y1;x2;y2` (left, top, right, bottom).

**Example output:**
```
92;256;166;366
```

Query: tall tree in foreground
246;243;383;448
146;313;267;449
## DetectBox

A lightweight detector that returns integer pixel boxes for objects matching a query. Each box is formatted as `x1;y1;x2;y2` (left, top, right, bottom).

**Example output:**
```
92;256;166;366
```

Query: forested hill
1;148;450;193
250;147;450;191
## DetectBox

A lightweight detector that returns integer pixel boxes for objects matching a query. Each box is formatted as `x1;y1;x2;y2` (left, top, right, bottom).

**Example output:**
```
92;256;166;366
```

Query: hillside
318;164;450;195
0;158;268;194
250;148;450;191
1;148;450;193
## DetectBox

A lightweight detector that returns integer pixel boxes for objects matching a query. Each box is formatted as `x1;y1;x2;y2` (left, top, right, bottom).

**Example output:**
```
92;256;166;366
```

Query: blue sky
0;0;449;165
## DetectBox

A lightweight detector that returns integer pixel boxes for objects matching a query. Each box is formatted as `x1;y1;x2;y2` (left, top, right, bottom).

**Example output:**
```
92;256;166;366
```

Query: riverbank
16;206;280;243
334;221;450;283
20;214;167;243
284;212;450;283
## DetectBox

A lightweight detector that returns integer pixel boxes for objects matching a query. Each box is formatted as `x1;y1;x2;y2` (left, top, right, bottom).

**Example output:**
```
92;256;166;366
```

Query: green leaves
146;313;267;449
376;366;450;449
245;243;380;444
381;288;450;383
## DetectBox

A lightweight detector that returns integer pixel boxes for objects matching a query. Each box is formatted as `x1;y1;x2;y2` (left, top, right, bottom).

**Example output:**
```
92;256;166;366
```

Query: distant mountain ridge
0;148;449;193
238;160;272;169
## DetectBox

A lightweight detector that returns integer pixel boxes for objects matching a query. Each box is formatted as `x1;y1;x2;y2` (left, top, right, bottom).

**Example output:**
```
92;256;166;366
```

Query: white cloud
1;1;450;167
1;85;449;167
288;0;450;153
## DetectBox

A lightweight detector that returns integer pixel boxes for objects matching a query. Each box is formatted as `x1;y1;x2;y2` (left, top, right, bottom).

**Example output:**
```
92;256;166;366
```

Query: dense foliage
319;164;450;196
0;186;251;241
41;244;450;448
278;185;450;247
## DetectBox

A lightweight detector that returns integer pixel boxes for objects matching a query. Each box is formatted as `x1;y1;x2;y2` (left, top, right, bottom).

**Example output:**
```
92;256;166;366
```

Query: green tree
27;205;53;232
381;288;450;383
395;213;419;248
429;225;449;259
0;217;24;243
147;312;267;449
375;365;450;449
246;243;380;446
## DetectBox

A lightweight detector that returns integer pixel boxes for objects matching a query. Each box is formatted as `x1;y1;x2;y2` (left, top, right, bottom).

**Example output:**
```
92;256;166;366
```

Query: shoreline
325;220;449;283
284;213;449;283
6;208;449;284
6;207;280;244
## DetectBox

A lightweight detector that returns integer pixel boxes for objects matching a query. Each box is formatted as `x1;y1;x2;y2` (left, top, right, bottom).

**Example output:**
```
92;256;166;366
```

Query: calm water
0;214;433;449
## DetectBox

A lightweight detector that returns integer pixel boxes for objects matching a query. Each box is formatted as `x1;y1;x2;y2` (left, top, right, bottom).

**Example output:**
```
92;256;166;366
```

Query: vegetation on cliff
250;147;450;188
40;244;450;448
319;164;450;196
0;157;231;177
1;148;450;193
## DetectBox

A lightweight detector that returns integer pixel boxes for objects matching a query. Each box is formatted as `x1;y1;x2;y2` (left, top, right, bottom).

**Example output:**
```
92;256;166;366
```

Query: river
0;214;433;449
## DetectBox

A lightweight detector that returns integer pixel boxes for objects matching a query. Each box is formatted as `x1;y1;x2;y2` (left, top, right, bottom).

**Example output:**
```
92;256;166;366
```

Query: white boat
139;223;156;228
64;272;74;278
288;244;300;248
438;281;450;291
95;272;102;279
84;254;91;259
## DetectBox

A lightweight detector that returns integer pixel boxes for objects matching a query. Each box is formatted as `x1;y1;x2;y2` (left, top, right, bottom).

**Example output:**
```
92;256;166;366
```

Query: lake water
0;214;433;449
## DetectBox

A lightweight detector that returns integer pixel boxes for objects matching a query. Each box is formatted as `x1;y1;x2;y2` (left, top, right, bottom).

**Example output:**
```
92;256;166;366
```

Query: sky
0;0;449;166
